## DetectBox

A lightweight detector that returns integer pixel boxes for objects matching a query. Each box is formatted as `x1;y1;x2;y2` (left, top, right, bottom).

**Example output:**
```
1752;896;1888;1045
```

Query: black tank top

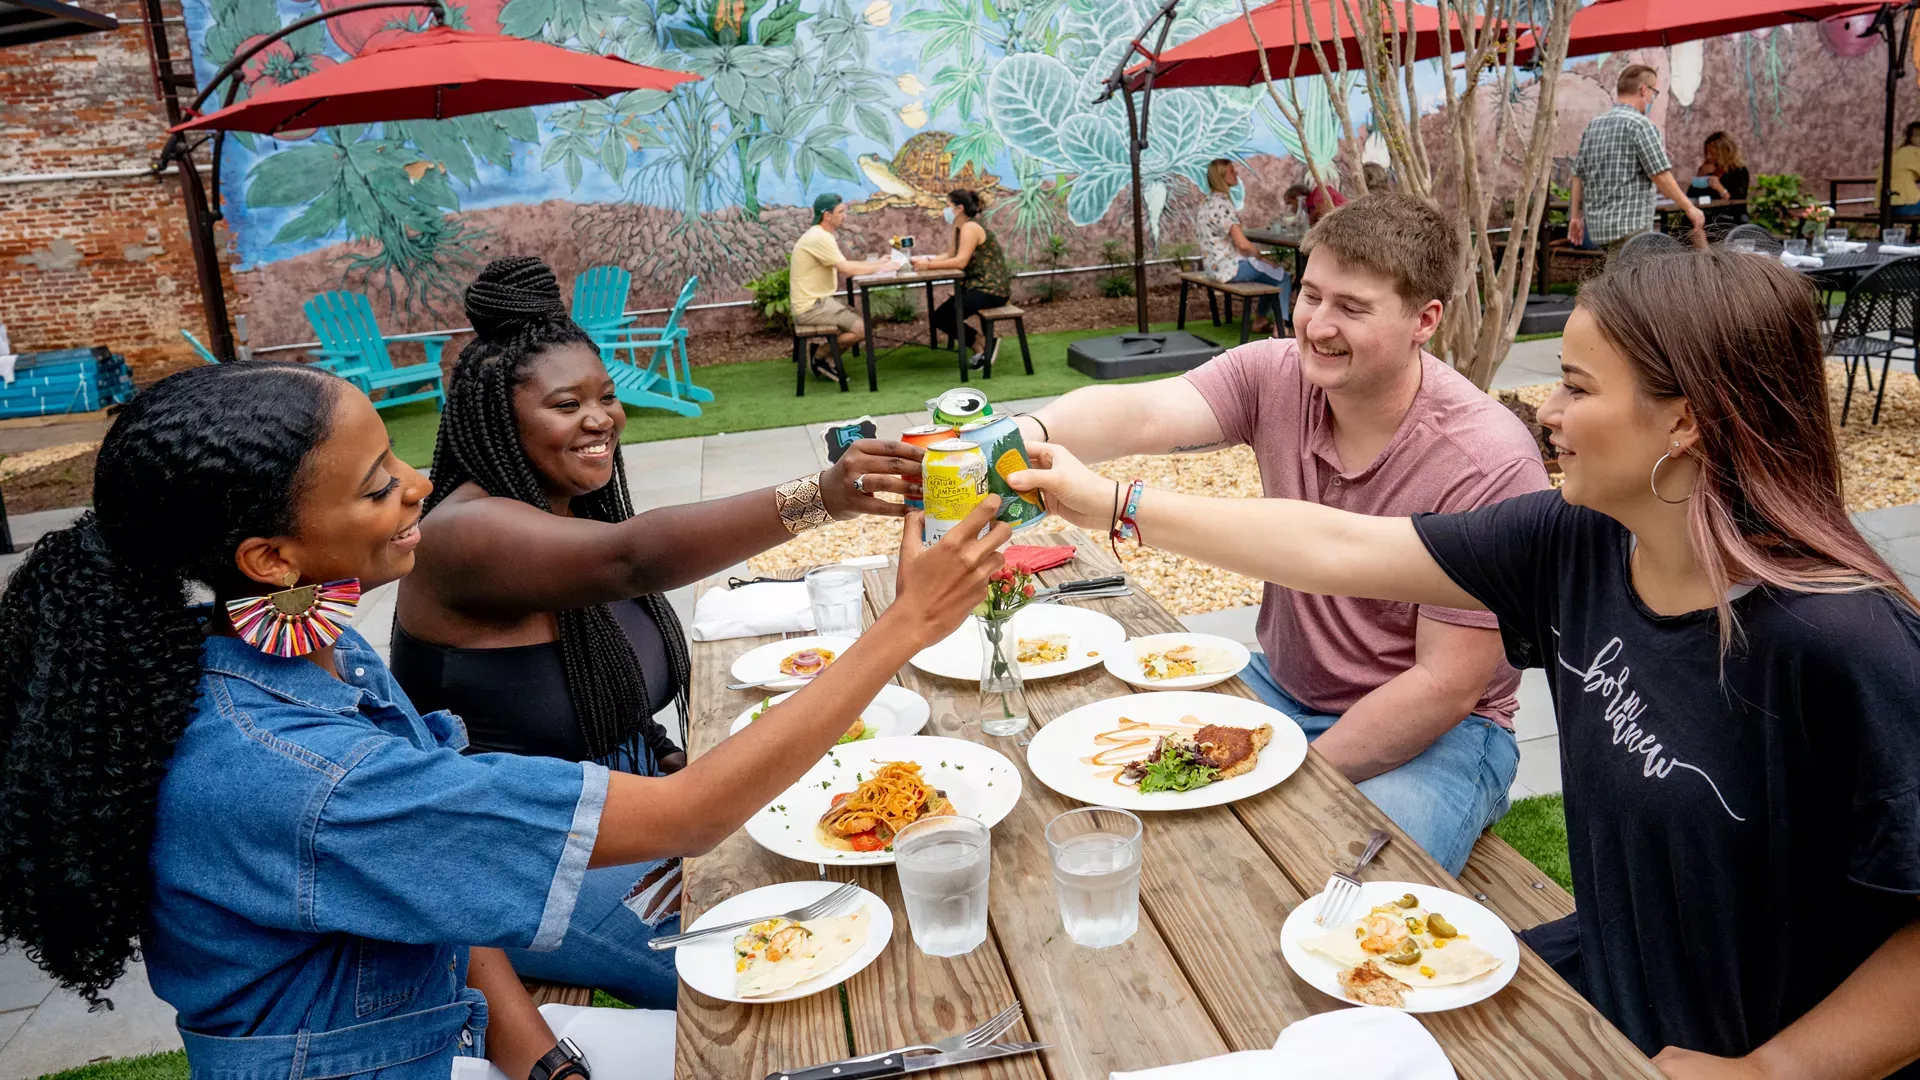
391;598;677;761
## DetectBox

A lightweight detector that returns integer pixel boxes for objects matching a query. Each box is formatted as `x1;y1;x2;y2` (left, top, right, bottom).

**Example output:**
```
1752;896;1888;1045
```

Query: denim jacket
145;629;609;1079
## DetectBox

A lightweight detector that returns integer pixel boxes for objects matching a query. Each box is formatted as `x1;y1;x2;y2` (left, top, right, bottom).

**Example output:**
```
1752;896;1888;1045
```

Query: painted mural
178;0;1911;345
182;0;1341;338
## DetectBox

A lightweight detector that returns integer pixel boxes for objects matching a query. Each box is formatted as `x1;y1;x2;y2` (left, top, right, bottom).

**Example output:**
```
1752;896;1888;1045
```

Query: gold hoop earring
1650;448;1691;504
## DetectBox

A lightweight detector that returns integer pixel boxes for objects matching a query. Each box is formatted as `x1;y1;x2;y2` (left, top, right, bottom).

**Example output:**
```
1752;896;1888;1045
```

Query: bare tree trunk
1343;0;1576;389
1241;0;1328;193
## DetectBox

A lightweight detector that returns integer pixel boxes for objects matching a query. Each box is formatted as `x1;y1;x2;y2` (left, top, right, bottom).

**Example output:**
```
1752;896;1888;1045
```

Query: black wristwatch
529;1038;590;1080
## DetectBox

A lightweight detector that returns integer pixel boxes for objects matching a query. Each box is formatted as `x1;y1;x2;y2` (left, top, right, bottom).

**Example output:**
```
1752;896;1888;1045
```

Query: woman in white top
1194;158;1290;336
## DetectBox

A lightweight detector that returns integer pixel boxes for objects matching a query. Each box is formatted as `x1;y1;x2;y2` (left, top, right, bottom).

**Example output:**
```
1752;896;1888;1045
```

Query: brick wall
0;0;230;381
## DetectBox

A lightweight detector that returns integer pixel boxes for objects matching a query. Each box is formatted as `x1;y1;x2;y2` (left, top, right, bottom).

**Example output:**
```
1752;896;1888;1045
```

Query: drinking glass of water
1045;806;1143;949
1826;229;1851;248
894;816;991;957
805;564;865;637
1883;226;1910;247
1783;238;1809;257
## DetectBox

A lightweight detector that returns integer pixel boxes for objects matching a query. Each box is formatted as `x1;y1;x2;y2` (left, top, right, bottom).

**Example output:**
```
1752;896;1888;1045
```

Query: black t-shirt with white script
1413;491;1920;1063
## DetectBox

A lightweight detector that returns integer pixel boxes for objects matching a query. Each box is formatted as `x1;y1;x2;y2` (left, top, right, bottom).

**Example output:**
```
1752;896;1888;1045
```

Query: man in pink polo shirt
1012;193;1547;873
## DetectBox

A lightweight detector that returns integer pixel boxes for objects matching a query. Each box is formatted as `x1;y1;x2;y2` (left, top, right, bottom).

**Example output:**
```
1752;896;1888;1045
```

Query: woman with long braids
1009;247;1920;1079
0;361;1007;1079
392;256;926;1002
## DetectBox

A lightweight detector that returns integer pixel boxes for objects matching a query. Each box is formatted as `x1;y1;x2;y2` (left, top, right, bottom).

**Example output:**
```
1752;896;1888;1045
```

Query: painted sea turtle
854;131;1005;212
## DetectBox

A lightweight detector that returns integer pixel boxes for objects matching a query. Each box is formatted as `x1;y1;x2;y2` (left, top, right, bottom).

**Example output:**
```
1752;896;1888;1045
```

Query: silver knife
766;1041;1048;1080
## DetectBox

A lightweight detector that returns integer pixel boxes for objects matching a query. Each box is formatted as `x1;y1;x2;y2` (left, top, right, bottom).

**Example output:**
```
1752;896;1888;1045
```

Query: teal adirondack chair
589;275;712;418
302;291;448;411
181;329;219;363
571;266;636;335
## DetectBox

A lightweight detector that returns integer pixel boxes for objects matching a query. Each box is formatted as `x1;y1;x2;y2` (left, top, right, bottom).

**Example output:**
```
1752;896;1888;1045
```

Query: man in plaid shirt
1570;64;1705;259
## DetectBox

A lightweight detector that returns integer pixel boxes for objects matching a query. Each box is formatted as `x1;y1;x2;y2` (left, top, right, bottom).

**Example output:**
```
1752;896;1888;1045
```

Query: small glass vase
975;614;1031;737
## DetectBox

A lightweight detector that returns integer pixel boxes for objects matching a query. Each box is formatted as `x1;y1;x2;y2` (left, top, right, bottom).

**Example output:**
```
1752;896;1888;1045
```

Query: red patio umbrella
1512;0;1890;62
172;25;697;136
1140;0;1482;90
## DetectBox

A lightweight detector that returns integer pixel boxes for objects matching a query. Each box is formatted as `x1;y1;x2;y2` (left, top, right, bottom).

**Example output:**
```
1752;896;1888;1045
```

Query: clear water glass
1826;229;1851;247
804;564;865;637
1046;806;1143;949
1729;239;1757;254
1883;226;1909;247
894;816;991;957
1784;238;1809;256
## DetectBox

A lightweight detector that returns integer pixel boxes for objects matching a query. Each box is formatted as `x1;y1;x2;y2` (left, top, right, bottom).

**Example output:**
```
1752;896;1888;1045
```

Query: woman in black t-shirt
1009;247;1920;1080
1691;132;1750;228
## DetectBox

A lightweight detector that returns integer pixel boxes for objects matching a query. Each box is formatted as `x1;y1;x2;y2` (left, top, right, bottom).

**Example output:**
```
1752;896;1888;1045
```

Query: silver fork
852;1002;1024;1062
1312;829;1390;928
647;882;861;950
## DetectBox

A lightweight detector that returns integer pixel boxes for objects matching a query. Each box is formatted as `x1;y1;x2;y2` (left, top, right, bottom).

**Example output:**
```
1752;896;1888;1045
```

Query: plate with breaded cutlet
1024;692;1308;810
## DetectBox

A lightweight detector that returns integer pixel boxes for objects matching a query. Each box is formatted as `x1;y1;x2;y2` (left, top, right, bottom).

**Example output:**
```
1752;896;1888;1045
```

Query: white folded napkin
1827;240;1869;254
1111;1008;1456;1080
690;581;813;641
1779;252;1824;269
1878;243;1920;256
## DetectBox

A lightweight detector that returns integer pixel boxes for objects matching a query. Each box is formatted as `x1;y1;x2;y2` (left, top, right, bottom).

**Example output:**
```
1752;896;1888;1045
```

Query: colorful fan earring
226;573;362;657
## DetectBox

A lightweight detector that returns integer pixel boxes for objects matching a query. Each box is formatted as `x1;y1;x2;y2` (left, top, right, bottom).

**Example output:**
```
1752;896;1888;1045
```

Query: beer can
927;387;992;428
957;416;1047;531
921;440;988;544
899;424;954;510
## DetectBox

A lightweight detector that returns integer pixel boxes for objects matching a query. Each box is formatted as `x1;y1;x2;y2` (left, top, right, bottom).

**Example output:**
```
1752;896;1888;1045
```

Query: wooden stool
791;325;850;397
522;978;595;1008
1176;271;1284;345
975;305;1034;378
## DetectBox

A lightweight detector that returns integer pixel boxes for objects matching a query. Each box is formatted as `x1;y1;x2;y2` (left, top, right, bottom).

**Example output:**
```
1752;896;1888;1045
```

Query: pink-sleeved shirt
1183;338;1549;727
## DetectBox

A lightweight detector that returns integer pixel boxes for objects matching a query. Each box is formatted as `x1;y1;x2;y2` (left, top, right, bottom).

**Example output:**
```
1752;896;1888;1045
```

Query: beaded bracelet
1110;478;1146;548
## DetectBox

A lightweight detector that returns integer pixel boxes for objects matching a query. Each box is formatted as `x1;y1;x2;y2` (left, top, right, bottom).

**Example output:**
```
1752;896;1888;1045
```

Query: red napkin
1004;544;1076;573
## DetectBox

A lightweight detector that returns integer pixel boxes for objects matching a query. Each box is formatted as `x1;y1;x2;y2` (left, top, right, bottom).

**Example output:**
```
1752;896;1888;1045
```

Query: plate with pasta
745;736;1022;865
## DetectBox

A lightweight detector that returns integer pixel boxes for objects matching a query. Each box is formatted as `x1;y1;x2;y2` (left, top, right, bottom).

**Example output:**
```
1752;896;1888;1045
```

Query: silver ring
852;473;868;494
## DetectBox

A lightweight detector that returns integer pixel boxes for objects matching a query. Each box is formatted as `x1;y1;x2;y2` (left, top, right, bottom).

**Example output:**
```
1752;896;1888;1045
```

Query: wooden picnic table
845;267;970;391
676;533;1662;1080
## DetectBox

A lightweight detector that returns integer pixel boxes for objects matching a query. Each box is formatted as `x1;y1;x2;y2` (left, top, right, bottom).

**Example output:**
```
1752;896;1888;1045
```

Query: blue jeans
1893;203;1920;219
1241;654;1518;875
502;744;681;1009
1229;259;1290;323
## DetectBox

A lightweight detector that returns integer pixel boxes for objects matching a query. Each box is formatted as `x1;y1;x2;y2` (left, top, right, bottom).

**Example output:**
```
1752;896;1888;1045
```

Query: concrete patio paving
5;337;1920;1075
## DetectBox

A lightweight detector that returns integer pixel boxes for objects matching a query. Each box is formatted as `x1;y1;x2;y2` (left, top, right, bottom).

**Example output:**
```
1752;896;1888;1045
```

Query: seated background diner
790;193;893;380
0;358;1008;1080
1889;121;1920;219
1009;246;1920;1080
1195;158;1289;337
393;256;926;1005
1689;131;1749;228
1284;174;1347;225
908;187;1012;370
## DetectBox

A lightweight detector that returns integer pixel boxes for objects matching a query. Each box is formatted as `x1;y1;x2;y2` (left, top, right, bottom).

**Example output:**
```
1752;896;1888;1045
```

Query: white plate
674;880;893;1004
729;684;931;743
730;635;858;691
745;736;1022;866
1103;633;1251;691
909;606;1126;682
1280;880;1520;1012
1024;692;1306;811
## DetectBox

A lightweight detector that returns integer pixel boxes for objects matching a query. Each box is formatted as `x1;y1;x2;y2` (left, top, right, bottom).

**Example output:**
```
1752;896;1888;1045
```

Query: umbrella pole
1882;5;1917;230
1122;88;1150;334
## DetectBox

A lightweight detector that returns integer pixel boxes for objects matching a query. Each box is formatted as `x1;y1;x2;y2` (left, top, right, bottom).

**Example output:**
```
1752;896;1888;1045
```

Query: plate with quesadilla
675;880;892;1003
1280;881;1519;1012
1105;633;1250;690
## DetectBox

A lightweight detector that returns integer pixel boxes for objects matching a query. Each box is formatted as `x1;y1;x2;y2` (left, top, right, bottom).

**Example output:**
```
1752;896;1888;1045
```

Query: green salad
1133;741;1219;793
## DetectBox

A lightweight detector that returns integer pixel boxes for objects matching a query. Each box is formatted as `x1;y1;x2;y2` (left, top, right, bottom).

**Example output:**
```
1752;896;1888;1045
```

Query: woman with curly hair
393;257;926;1004
0;360;1006;1079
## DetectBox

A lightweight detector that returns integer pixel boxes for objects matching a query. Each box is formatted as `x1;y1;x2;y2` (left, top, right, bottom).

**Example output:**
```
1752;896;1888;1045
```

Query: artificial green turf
35;1051;187;1080
1490;793;1574;892
380;320;1195;466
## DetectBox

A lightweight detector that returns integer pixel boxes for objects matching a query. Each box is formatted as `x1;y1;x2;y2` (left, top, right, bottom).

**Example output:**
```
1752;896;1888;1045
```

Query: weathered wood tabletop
676;533;1659;1080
